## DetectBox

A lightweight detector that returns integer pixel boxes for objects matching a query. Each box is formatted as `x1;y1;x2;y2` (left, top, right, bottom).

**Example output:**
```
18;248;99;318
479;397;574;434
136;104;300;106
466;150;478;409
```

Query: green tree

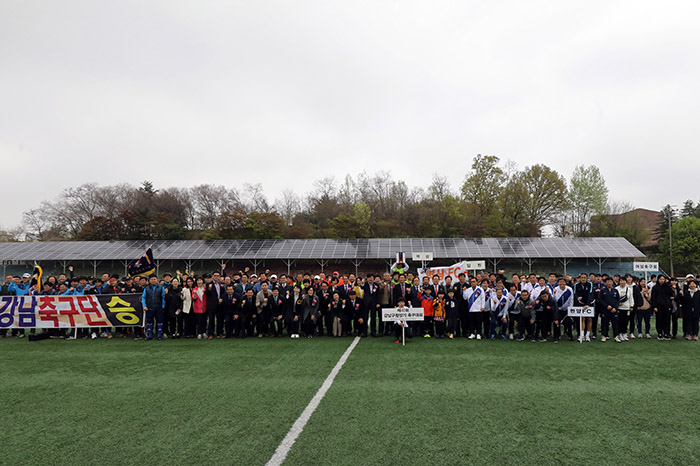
564;165;608;237
658;217;700;275
506;165;568;234
461;154;505;217
654;204;678;242
680;200;696;219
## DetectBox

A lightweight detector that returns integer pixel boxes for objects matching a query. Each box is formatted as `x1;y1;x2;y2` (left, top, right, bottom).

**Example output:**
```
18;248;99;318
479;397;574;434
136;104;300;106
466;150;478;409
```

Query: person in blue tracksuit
599;277;621;342
141;274;166;341
9;273;32;296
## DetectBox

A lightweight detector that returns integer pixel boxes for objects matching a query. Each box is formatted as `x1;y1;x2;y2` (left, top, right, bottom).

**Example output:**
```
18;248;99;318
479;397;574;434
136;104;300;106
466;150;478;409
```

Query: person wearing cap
141;273;166;341
119;276;138;294
9;273;32;297
102;275;120;295
269;274;279;291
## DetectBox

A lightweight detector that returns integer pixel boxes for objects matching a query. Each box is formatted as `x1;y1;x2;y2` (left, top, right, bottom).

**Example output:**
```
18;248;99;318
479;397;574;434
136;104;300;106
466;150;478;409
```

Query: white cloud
1;0;698;228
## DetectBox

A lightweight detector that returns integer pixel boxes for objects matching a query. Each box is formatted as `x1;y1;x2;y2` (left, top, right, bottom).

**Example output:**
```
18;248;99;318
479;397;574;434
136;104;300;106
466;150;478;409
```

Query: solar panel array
0;238;643;261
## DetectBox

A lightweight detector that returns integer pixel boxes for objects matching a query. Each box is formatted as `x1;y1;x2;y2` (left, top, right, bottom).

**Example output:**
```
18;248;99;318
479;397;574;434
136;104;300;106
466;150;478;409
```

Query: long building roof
0;237;644;262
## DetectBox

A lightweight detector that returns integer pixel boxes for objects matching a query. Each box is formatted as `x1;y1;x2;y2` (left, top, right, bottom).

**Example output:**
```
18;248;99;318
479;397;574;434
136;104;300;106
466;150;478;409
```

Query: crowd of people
1;266;699;344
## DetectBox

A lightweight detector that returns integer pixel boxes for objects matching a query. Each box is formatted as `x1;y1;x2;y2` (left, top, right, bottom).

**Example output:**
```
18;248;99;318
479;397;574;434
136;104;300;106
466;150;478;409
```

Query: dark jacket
681;289;700;318
600;286;621;311
574;281;595;307
142;284;166;311
535;295;559;319
344;297;363;320
392;282;411;305
164;287;183;313
222;292;238;314
651;282;673;310
204;281;223;311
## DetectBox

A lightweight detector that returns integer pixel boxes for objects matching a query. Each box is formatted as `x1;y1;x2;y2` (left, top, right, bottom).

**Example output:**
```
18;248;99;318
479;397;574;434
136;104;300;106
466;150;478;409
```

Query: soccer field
3;336;699;465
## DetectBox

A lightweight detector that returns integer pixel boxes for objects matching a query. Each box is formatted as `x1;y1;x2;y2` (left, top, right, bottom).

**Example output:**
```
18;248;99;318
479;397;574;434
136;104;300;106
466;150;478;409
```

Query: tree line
2;155;625;244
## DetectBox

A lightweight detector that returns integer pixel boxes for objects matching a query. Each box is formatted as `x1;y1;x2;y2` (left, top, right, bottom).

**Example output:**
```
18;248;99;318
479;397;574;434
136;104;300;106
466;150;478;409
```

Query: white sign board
418;260;485;283
412;252;433;262
464;260;486;270
634;262;659;272
567;306;595;318
382;307;425;322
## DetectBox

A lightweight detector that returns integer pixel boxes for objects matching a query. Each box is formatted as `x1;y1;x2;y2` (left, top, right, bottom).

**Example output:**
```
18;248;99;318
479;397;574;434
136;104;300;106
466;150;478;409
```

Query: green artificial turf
2;335;699;465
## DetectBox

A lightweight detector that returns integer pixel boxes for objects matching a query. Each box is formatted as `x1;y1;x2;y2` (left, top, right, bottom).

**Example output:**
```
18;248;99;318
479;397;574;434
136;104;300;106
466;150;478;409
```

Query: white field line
265;336;361;466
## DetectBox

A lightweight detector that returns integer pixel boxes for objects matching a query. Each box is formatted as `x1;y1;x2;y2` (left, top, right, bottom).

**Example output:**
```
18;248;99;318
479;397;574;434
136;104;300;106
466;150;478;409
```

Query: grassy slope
2;336;699;465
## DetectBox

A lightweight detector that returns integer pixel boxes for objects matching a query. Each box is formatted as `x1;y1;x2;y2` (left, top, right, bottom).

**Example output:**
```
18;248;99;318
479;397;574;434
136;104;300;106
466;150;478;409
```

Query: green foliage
658;217;700;274
17;158;627;242
566;165;608;236
461;154;505;217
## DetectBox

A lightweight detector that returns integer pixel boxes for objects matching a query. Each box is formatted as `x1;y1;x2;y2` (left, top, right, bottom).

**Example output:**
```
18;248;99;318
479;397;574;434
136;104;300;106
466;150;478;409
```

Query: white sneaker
197;334;202;340
91;332;97;339
99;331;108;338
508;334;514;340
601;336;608;342
629;333;635;339
623;334;629;341
637;333;643;338
578;335;584;343
585;335;591;342
476;334;482;340
614;336;621;343
468;334;475;339
646;333;652;339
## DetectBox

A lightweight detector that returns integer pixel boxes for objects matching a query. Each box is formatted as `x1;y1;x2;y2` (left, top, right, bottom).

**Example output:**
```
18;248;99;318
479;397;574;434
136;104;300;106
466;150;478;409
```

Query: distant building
607;208;661;247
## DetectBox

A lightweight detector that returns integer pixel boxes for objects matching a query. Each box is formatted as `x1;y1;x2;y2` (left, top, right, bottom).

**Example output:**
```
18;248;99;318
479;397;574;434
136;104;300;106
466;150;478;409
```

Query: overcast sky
1;0;698;230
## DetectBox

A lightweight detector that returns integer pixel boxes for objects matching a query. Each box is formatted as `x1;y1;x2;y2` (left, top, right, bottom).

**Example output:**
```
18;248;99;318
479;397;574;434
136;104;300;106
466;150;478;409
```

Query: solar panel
0;237;644;261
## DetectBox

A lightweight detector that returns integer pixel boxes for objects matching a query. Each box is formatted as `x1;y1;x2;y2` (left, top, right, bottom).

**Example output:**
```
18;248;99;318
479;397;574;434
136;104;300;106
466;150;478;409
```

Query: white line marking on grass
266;336;361;466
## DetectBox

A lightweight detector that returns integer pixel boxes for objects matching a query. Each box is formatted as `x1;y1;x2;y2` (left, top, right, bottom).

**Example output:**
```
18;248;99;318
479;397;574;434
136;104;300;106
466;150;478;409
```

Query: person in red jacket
421;287;435;338
192;277;208;339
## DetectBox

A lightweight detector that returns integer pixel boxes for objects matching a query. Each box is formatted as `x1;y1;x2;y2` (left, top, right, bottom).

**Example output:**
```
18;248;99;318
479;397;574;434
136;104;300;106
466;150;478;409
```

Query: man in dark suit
452;273;469;337
392;274;411;304
222;284;239;338
430;274;445;298
345;289;366;337
204;273;224;339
